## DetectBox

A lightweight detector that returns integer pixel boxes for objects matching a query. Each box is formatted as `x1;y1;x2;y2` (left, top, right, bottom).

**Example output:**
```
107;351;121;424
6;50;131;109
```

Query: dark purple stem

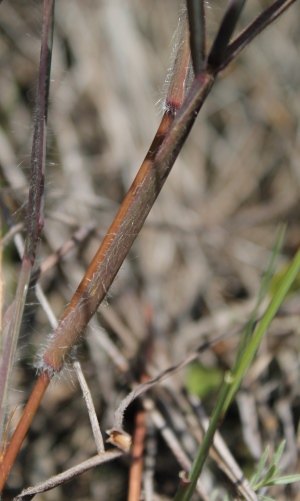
25;0;55;263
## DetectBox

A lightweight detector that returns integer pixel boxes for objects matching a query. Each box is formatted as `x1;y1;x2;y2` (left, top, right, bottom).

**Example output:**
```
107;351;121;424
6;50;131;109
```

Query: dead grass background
1;0;300;499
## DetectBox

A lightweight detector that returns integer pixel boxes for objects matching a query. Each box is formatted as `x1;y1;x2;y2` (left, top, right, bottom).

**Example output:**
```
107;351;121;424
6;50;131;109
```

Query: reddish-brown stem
42;74;213;373
0;371;50;490
41;13;191;371
127;409;147;501
42;110;175;371
128;317;152;501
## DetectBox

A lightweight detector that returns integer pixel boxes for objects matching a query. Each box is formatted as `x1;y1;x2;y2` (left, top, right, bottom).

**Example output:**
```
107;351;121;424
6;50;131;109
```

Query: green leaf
269;265;300;298
253;465;279;491
251;446;269;487
265;474;300;486
273;440;286;465
262;464;277;483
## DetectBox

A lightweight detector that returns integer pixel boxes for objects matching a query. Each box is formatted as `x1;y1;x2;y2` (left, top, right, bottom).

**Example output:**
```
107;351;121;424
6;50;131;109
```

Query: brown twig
127;408;147;501
14;450;123;501
0;371;50;488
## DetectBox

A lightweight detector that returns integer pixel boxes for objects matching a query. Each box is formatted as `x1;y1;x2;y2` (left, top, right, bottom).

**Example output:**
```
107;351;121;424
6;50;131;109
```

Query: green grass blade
223;248;300;412
234;226;285;370
174;248;300;501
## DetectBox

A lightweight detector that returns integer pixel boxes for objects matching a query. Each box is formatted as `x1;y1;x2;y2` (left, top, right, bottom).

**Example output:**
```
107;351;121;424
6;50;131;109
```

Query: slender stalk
127;409;146;501
186;0;205;75
74;361;105;454
25;0;54;262
207;0;246;70
221;0;298;71
0;0;55;439
15;450;123;500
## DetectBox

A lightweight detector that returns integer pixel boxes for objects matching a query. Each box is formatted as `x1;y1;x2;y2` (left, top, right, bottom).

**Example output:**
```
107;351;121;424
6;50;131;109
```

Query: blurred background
1;1;300;499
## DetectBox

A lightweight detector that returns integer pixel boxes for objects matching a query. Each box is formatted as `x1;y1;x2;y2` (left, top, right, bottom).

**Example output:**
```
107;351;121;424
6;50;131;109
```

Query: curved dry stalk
14;450;123;501
109;336;219;436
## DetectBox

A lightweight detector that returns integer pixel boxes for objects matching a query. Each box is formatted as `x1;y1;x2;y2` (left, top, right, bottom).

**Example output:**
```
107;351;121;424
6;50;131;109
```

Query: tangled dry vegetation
1;1;300;500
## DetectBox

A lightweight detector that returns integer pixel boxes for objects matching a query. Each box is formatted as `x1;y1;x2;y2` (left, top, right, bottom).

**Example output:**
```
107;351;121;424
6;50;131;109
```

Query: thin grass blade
224;248;300;411
250;446;269;488
234;226;285;369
